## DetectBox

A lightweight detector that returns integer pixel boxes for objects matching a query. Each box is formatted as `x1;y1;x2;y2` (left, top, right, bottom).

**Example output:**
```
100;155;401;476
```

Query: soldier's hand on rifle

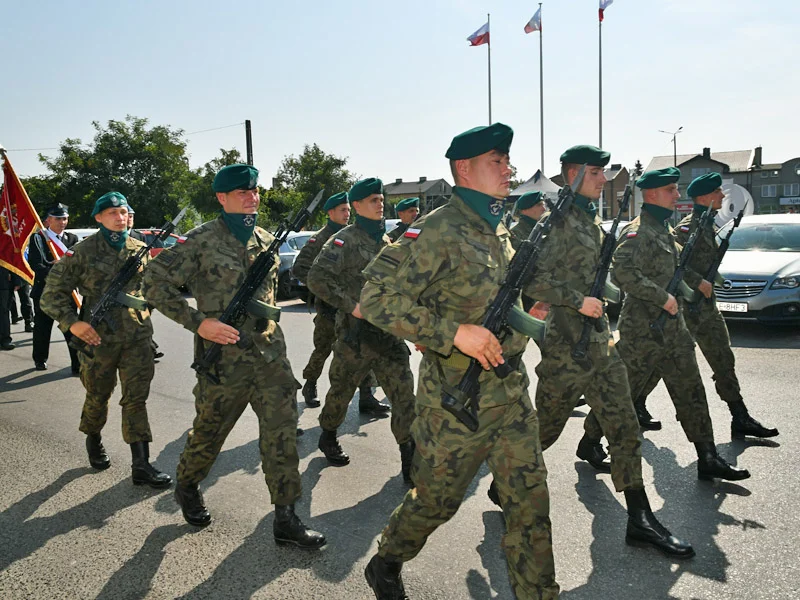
579;297;604;319
662;294;679;315
698;280;713;299
529;301;551;320
351;304;363;319
198;318;240;345
70;321;101;346
454;324;504;371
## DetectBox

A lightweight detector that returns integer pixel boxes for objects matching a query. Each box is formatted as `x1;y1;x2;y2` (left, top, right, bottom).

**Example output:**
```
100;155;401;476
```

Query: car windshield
143;232;177;248
287;234;312;251
722;222;800;252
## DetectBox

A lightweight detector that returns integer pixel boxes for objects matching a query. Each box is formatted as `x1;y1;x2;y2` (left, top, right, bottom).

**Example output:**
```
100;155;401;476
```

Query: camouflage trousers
78;337;154;443
319;337;415;444
536;336;644;492
617;321;714;443
302;310;377;389
637;304;742;406
378;402;559;600
177;353;302;505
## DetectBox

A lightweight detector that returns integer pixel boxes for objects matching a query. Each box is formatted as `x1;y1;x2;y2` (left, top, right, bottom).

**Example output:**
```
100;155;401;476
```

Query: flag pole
598;14;604;218
539;3;544;174
487;12;492;124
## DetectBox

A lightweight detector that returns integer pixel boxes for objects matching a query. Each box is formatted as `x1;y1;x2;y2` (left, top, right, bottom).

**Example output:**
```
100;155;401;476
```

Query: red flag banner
467;22;490;46
1;153;41;284
599;0;614;21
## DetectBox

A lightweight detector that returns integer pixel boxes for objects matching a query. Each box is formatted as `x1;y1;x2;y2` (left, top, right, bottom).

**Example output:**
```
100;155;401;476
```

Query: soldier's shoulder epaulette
620;218;641;239
253;226;275;246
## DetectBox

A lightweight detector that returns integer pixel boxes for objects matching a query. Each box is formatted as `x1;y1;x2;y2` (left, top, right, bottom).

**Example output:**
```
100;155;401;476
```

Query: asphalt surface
0;301;798;600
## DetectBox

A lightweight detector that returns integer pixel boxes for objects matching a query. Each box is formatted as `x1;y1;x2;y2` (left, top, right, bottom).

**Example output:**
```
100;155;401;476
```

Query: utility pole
658;126;683;166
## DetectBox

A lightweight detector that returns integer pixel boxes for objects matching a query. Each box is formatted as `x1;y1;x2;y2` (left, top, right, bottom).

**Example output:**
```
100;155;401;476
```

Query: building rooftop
645;149;754;174
384;177;451;195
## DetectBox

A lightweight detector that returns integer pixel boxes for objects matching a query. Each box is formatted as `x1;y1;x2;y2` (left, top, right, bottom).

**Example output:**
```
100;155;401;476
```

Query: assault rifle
191;190;323;384
70;208;187;358
440;166;586;432
571;166;641;370
649;206;716;343
685;205;746;313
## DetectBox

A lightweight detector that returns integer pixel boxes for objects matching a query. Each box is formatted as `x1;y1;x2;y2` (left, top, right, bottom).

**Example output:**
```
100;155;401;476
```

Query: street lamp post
658;126;683;166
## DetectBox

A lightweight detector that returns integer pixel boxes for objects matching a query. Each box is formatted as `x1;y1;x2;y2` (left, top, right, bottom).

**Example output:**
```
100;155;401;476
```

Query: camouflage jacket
360;192;530;409
40;231;153;340
525;206;612;346
509;216;535;252
292;221;339;284
674;211;716;298
141;216;288;364
612;211;689;337
387;222;408;242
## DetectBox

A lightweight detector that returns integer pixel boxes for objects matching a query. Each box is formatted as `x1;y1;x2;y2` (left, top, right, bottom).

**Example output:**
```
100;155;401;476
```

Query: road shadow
0;365;80;394
726;321;800;349
559;438;763;599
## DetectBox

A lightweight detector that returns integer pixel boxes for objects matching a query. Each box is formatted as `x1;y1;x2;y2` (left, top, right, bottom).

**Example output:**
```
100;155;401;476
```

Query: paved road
0;301;798;599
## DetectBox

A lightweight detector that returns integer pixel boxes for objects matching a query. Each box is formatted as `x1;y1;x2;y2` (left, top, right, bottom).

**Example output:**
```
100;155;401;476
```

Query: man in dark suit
29;203;80;372
0;266;16;350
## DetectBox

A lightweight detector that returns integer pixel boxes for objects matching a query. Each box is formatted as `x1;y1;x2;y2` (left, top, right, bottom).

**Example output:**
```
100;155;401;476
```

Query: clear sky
2;0;798;185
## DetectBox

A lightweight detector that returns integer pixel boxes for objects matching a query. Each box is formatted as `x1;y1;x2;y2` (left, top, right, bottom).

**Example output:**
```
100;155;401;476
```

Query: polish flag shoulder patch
65;249;75;256
679;225;690;232
333;238;345;247
308;237;317;244
625;231;638;238
176;236;188;244
404;228;422;240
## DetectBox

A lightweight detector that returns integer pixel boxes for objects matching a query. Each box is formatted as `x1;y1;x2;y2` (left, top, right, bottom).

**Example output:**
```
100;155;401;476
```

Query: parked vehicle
279;231;313;300
714;214;800;324
64;228;98;242
134;229;180;257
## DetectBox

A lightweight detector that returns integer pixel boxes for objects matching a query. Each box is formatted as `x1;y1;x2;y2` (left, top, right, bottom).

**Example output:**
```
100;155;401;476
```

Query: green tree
189;147;243;217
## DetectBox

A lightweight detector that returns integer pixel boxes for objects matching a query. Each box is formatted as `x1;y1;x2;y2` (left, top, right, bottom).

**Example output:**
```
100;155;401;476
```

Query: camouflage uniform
40;233;155;443
360;193;558;600
611;211;714;443
142;216;302;504
293;221;377;389
387;222;408;242
634;212;742;406
306;222;415;444
526;204;644;492
510;215;538;312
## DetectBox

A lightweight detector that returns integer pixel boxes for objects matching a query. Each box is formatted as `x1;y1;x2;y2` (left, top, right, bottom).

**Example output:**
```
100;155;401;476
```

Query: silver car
714;214;800;324
278;231;313;300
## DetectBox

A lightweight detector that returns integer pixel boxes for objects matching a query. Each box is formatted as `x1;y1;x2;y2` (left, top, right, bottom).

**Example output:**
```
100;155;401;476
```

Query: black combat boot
175;483;211;526
86;433;111;470
695;442;751;481
634;399;662;431
729;401;779;439
624;489;695;559
303;379;320;408
365;554;409;600
576;435;611;473
130;441;172;488
399;439;415;486
487;480;501;508
273;504;327;549
359;386;390;415
318;429;350;466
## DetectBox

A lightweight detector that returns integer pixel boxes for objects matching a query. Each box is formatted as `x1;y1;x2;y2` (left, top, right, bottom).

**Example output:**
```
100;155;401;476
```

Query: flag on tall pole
599;0;613;22
597;0;613;217
467;17;492;124
0;150;41;284
525;5;545;173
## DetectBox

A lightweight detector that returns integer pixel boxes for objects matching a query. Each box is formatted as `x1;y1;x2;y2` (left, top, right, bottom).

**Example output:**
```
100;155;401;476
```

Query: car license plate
717;302;747;313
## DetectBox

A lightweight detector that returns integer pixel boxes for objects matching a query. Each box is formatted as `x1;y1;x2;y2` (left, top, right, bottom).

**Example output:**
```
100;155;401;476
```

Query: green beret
687;172;722;199
91;192;129;217
396;197;420;212
323;192;349;211
349;178;383;202
559;145;610;167
445;123;513;160
636;167;681;189
213;164;259;193
517;191;543;211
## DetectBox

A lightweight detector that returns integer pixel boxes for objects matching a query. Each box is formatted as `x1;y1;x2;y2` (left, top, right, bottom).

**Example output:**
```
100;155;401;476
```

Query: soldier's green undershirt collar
454;186;505;229
327;219;346;233
99;224;129;250
642;203;674;228
574;194;598;218
221;211;257;246
519;214;538;227
355;215;385;242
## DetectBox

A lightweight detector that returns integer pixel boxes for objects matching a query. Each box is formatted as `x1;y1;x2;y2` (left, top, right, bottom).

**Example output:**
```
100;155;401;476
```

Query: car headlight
771;274;800;289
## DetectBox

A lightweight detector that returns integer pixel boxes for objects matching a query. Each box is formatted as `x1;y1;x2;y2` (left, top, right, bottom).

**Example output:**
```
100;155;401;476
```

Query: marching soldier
387;197;420;242
611;168;751;481
306;178;416;484
496;145;693;559
509;190;546;250
40;192;171;489
28;203;80;372
292;191;385;414
359;125;559;599
142;164;325;549
127;205;146;241
632;172;777;438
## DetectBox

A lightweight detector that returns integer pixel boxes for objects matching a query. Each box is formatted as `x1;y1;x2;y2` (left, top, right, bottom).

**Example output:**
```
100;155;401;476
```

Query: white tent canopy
509;170;562;198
